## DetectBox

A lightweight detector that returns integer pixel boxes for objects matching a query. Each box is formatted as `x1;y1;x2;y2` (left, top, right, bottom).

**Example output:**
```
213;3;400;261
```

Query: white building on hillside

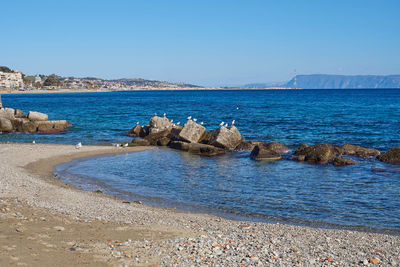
0;71;24;89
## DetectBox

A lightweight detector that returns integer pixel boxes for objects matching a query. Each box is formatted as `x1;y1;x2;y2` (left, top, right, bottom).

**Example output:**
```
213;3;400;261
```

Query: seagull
32;140;36;144
170;119;173;123
136;121;140;125
200;122;204;125
187;116;192;120
75;142;82;149
123;143;128;148
177;122;181;125
193;118;197;122
225;123;229;127
232;120;235;125
163;113;166;117
219;121;224;126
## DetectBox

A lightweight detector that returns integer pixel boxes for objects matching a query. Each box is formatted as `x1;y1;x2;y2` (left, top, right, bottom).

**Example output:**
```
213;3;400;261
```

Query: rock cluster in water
127;116;400;166
0;107;72;134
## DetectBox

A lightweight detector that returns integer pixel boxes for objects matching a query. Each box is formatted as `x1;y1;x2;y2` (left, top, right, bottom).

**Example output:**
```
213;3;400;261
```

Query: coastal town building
0;71;24;89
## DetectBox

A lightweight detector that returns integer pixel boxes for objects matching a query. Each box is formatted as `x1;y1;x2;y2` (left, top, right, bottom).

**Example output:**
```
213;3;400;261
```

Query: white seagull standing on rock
163;113;166;117
232;120;235;125
75;142;82;149
200;122;204;125
193;118;197;122
187;116;192;120
136;121;140;125
177;122;181;125
219;121;224;126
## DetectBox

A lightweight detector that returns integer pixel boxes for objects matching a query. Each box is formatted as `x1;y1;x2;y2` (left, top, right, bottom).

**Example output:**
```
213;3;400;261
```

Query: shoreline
1;143;400;266
55;151;400;237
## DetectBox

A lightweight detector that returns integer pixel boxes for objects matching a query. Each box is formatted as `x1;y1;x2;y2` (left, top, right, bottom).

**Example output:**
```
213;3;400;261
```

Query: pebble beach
1;143;400;266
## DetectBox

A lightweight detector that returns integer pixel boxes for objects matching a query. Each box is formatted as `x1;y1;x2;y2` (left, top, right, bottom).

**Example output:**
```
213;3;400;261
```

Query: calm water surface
2;90;400;231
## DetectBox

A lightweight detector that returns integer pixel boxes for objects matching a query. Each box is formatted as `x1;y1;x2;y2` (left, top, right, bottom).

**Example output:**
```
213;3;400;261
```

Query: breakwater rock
0;107;72;134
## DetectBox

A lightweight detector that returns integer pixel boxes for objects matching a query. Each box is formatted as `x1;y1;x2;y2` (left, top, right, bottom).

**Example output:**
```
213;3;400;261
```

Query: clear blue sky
1;0;399;86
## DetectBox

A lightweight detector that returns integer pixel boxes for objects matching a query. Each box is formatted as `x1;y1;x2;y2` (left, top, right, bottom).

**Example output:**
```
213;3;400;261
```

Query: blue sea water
2;90;400;232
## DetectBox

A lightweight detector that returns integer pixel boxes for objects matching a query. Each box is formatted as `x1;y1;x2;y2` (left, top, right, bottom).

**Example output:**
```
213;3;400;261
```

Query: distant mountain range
241;74;400;89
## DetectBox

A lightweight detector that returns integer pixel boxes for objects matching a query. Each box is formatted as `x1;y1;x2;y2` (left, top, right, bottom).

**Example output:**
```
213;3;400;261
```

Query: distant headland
1;65;400;92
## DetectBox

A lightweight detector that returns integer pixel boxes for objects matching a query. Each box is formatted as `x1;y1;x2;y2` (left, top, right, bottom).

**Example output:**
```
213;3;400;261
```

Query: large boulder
149;116;172;134
157;137;171;146
36;120;70;133
21;121;38;133
127;125;142;137
261;142;290;154
235;140;262;151
14;109;26;118
342;144;380;157
294;144;342;164
28;111;48;121
0;117;13;132
0;108;14;119
129;138;151;146
4;108;15;119
378;147;400;164
333;157;357;167
144;128;172;145
209;125;242;149
178;120;206;143
250;145;282;161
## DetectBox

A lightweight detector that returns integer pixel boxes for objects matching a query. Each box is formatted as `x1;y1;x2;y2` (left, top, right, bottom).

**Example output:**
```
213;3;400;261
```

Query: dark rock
235;140;262;151
261;142;290;154
342;144;380;157
333;157;357;167
127;125;142;137
178;120;206;143
200;130;215;144
210;126;242;149
140;125;150;137
129;138;150;146
168;141;190;151
187;143;226;156
294;144;342;164
371;168;400;173
167;126;183;141
250;145;282;161
144;128;172;145
378;147;400;164
157;137;171;146
14;109;26;118
0;117;13;132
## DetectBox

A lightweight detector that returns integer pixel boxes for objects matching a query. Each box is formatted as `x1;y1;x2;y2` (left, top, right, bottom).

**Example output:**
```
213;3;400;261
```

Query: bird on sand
32;140;36;144
75;142;82;149
123;143;128;148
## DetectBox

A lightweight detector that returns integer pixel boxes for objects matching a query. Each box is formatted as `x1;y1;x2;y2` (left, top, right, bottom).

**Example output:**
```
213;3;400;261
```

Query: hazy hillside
285;74;400;89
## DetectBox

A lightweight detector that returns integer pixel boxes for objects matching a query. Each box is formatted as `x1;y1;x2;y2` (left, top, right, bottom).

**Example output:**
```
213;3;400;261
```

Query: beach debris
75;142;82;149
94;190;103;194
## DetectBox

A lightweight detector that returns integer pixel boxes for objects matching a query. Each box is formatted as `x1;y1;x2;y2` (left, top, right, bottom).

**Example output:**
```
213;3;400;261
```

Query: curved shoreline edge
1;143;400;266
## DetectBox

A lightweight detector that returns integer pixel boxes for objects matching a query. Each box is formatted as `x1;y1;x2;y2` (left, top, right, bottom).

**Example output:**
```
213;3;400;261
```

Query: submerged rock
250;145;282;161
342;144;380;157
169;141;225;156
178;120;206;143
209;125;242;149
294;144;342;164
378;147;400;164
333;157;357;167
261;142;290;154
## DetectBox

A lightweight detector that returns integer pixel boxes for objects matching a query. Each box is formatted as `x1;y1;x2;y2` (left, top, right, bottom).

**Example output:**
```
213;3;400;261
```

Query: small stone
368;258;380;264
54;226;65;231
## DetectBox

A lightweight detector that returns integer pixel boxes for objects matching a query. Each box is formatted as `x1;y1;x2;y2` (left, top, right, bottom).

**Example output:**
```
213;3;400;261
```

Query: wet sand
0;143;399;266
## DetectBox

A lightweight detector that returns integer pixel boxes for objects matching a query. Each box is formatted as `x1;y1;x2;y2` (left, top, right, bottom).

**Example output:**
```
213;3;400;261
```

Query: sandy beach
1;143;399;266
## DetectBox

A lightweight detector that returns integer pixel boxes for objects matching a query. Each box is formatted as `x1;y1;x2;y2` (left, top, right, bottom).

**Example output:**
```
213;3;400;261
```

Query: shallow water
3;89;400;231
